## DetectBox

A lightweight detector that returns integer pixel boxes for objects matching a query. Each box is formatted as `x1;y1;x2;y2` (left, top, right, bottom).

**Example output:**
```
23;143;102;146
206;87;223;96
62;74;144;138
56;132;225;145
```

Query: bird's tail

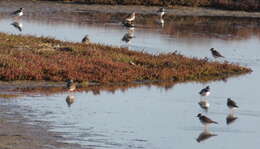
213;121;218;124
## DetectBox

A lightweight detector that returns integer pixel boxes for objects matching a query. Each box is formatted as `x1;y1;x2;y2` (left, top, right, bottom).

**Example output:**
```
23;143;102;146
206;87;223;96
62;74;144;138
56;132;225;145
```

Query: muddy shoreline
1;0;260;18
0;103;85;149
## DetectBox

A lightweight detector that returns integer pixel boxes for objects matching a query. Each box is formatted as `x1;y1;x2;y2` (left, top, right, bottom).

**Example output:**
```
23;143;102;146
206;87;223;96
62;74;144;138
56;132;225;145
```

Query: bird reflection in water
156;18;164;28
226;113;238;125
66;95;76;107
11;21;23;32
122;28;135;44
198;100;209;112
196;129;217;143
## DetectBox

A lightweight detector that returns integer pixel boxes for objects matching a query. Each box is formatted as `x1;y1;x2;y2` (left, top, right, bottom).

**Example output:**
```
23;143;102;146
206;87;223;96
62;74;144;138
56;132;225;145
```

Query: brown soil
0;105;85;149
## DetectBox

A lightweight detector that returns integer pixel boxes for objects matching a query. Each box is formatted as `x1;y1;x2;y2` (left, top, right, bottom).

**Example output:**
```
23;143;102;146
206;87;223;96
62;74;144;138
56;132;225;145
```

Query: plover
66;80;76;91
197;113;218;125
66;95;75;107
227;98;238;109
199;86;210;97
157;7;166;18
82;35;90;44
125;12;135;22
11;21;22;32
210;48;224;58
12;8;24;17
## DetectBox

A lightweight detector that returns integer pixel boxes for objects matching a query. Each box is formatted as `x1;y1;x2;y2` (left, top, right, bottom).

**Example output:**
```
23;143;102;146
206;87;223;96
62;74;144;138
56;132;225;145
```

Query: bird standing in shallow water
66;80;76;91
199;86;210;97
12;8;24;18
125;12;135;23
227;98;239;109
210;48;224;58
157;7;166;18
197;113;218;125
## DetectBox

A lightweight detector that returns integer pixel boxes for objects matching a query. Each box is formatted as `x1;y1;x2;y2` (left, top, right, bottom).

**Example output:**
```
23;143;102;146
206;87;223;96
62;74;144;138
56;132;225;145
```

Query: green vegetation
49;0;260;11
0;33;251;84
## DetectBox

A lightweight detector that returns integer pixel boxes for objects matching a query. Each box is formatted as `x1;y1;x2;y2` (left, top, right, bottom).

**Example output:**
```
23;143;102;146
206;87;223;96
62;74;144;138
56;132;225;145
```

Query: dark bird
226;114;238;125
227;98;239;109
210;48;224;58
11;8;24;17
157;7;166;18
11;21;22;32
66;80;76;92
197;113;218;125
82;35;90;44
125;12;135;22
199;86;210;97
66;95;75;107
196;130;217;143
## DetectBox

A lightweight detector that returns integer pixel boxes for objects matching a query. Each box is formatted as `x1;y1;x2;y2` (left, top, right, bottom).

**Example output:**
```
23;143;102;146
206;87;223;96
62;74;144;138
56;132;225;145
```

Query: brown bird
210;48;224;58
197;113;218;125
66;80;76;92
227;98;239;109
125;12;135;22
82;35;90;44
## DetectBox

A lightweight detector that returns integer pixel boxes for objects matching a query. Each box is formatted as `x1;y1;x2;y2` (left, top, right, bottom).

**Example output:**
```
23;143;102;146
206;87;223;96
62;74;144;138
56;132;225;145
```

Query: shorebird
198;100;210;111
210;48;224;58
157;7;166;18
66;95;75;107
197;113;218;125
82;35;90;44
125;12;135;23
11;8;24;18
66;80;76;91
11;21;22;32
199;86;210;97
227;98;239;110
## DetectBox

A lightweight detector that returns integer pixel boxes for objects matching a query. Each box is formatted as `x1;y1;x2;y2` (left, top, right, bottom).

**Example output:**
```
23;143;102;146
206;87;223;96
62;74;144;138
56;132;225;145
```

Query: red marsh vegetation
0;33;251;84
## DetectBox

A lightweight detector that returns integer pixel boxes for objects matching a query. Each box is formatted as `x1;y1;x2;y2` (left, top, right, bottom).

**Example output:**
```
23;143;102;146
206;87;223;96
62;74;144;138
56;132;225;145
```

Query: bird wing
202;116;218;124
214;51;224;57
229;100;239;108
11;10;20;15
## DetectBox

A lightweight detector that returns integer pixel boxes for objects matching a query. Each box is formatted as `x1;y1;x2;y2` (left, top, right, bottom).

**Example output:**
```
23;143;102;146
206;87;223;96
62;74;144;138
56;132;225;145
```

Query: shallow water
1;8;260;149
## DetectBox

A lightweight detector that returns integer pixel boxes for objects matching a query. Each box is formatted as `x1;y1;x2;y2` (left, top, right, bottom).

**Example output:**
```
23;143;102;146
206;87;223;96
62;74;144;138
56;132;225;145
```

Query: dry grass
0;32;251;85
